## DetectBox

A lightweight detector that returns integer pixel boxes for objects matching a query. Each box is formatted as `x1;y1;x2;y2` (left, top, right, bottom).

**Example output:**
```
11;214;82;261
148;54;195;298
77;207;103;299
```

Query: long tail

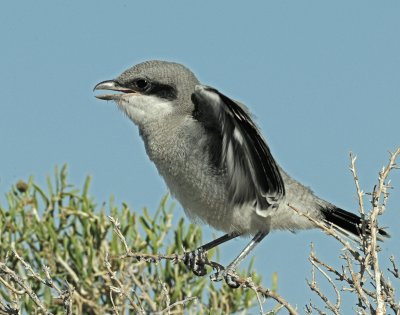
320;206;390;240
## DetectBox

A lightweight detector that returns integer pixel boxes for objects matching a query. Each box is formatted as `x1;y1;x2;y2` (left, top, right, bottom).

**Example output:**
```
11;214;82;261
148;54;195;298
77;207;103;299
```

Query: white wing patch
233;127;244;145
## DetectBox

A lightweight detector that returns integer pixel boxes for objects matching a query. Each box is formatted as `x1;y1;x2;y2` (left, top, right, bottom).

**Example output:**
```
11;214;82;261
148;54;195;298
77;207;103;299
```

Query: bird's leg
183;232;241;276
211;230;269;288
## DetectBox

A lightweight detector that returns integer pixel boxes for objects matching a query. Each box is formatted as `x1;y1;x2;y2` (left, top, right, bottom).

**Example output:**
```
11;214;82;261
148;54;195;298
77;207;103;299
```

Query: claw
224;270;240;288
183;248;207;276
210;268;240;288
183;248;241;288
210;269;223;282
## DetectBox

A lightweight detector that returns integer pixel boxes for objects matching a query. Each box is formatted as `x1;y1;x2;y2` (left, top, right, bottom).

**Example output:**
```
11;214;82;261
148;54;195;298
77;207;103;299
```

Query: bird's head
94;60;199;126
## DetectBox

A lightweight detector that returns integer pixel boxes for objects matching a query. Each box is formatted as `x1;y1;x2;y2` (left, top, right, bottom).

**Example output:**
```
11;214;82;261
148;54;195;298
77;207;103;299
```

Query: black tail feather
320;206;390;239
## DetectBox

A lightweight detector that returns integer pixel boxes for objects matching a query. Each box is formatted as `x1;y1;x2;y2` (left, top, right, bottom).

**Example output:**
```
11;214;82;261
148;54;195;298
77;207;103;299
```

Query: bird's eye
134;79;150;90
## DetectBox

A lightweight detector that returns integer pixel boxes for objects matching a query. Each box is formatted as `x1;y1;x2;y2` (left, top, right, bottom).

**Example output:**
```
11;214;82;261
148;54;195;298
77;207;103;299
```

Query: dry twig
108;215;299;315
291;148;400;314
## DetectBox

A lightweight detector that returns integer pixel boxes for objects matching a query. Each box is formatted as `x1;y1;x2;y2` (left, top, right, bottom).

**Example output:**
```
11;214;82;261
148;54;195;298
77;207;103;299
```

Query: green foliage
0;166;261;314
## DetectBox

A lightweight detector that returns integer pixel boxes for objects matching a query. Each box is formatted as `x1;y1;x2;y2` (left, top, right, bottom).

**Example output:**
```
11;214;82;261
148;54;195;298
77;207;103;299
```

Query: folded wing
191;85;285;214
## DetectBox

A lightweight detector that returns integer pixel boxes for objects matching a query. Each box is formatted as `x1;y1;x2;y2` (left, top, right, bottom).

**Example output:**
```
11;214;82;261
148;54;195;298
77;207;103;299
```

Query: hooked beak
93;80;136;100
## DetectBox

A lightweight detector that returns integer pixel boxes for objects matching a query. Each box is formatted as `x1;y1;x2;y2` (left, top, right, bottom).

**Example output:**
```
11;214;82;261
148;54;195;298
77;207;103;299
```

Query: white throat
116;94;174;126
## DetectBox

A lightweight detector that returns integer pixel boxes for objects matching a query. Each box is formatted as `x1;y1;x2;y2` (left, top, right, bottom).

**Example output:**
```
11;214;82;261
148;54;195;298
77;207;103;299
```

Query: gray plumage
94;60;388;284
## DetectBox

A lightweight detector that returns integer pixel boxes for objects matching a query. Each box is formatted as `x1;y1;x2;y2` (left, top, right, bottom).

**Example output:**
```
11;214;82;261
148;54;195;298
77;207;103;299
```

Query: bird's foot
210;267;241;288
183;248;208;276
183;249;241;288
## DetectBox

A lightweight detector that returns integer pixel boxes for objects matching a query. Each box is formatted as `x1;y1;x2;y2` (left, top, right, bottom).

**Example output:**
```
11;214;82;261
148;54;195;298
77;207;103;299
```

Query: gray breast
139;116;230;226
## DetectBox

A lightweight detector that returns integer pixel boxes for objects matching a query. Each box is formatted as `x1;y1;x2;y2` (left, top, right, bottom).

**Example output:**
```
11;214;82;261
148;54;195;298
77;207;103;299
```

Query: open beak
93;80;136;100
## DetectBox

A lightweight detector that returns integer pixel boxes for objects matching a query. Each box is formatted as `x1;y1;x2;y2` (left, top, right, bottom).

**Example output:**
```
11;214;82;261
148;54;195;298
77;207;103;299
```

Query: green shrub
0;166;261;314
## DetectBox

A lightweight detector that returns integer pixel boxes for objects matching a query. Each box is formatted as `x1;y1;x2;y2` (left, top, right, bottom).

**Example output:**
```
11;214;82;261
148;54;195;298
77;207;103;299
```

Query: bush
0;166;261;314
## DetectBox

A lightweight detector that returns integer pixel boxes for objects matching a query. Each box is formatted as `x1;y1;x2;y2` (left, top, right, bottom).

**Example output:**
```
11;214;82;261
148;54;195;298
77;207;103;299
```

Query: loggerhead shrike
94;60;388;287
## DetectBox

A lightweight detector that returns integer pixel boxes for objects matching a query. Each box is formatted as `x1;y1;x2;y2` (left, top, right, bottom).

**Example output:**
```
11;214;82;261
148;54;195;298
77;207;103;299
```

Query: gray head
94;60;200;126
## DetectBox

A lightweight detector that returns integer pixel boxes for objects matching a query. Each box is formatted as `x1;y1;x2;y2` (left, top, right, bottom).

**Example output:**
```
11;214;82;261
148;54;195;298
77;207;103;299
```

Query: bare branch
153;297;198;315
388;255;399;279
0;262;52;315
349;153;366;216
108;216;299;315
308;245;341;314
369;148;400;314
297;149;400;313
104;252;146;315
288;204;360;261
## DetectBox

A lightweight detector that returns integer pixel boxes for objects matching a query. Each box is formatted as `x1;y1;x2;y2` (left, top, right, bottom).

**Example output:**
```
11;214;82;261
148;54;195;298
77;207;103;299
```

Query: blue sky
1;1;399;312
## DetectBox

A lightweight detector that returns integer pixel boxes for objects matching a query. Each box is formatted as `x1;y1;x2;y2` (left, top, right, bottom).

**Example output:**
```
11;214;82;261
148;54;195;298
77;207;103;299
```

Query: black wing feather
191;85;285;211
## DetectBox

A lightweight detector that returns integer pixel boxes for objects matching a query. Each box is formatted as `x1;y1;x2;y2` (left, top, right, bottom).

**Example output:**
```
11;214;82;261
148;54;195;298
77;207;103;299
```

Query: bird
94;60;388;287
